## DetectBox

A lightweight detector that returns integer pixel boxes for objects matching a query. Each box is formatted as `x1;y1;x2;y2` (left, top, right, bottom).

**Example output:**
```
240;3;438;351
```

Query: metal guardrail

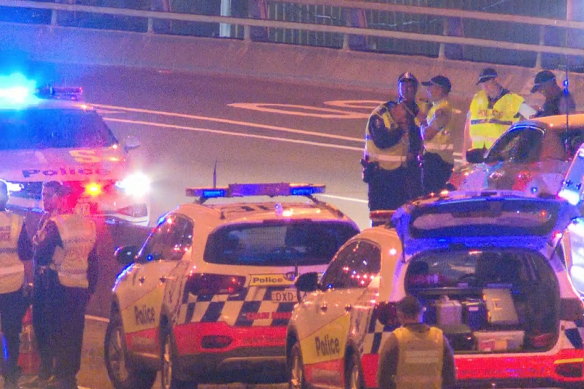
1;0;583;67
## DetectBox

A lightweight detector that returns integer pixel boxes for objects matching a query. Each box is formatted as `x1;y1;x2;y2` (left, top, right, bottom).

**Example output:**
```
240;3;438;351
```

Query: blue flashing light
0;73;38;106
185;182;325;199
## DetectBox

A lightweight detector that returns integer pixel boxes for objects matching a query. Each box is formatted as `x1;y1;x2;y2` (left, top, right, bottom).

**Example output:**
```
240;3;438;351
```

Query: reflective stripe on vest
424;99;454;163
0;212;25;294
394;326;444;389
468;90;524;149
51;214;96;288
364;103;408;170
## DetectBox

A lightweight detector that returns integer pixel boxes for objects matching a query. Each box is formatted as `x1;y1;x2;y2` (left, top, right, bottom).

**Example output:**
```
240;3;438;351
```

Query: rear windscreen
410;199;559;238
204;221;358;266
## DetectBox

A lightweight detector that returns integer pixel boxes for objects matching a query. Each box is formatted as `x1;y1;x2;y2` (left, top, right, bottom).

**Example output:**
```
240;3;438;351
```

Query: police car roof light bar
35;85;83;101
185;183;325;203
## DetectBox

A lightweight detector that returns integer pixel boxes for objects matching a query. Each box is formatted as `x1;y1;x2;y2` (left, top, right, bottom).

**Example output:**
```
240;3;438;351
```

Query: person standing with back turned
377;295;456;389
27;181;97;389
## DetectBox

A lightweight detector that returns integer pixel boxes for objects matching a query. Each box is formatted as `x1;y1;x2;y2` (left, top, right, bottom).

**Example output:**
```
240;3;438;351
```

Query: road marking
105;118;363;152
92;103;363;143
86;314;109;323
227;103;369;119
320;194;368;204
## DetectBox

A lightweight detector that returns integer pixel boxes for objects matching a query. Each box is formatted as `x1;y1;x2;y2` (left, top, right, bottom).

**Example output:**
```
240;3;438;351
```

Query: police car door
122;214;192;357
301;240;380;387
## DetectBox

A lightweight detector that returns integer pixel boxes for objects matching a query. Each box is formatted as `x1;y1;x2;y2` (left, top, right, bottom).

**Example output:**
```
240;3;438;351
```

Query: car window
203;221;357;266
485;126;543;164
0;108;117;149
320;241;380;290
139;214;193;261
561;127;584;159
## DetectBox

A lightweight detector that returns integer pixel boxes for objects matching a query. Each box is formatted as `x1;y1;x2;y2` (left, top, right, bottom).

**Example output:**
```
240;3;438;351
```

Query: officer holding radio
26;181;98;389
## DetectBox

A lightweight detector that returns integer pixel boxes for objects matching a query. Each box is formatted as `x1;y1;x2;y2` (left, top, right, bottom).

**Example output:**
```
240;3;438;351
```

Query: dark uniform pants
368;166;410;212
0;288;28;381
32;270;89;383
423;152;454;195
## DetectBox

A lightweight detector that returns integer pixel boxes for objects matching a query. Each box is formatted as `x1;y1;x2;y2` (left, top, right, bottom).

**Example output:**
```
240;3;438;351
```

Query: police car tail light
512;170;532;191
186;273;246;295
374;301;399;327
116;173;151;198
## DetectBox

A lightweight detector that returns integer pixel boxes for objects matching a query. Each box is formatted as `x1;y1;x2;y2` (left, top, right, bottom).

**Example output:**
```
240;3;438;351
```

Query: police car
287;191;584;389
103;183;359;389
0;73;150;225
449;113;584;196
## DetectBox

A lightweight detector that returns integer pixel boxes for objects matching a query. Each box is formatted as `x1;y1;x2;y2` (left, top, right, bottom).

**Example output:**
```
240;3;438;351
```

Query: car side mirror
124;135;141;151
466;148;486;164
295;272;319;292
114;245;138;265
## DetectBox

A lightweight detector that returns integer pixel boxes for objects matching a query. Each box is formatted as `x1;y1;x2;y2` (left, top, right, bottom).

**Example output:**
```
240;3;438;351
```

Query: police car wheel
345;352;364;389
288;341;307;389
104;311;156;389
161;330;197;389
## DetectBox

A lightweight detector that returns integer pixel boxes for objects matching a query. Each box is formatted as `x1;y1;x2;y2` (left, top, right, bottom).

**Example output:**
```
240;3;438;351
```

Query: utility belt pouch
360;159;379;183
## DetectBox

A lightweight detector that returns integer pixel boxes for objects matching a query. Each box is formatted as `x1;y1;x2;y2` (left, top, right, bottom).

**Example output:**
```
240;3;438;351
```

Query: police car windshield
0;109;117;150
410;198;560;238
204;221;358;266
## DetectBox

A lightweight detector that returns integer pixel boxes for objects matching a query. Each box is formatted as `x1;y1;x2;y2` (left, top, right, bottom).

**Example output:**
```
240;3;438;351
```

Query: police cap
398;72;418;85
531;70;556;93
476;68;498;84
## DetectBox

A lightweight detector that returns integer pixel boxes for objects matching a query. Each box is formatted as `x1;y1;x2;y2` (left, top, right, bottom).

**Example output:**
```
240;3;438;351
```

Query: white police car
104;183;359;389
287;191;584;389
0;73;150;225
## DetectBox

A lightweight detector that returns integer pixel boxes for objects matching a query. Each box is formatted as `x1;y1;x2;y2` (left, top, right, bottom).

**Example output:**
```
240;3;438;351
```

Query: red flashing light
186;273;246;295
83;182;102;197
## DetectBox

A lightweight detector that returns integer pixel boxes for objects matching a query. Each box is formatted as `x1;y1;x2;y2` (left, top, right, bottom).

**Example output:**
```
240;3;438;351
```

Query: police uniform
0;210;33;387
377;323;456;389
423;98;454;194
32;212;97;388
468;89;524;150
364;101;414;212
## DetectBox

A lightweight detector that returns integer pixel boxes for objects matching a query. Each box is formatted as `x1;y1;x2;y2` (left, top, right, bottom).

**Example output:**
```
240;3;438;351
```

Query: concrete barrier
1;21;583;108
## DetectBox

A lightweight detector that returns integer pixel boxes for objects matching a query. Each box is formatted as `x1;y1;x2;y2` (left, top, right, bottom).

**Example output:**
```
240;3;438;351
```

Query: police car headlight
116;173;151;198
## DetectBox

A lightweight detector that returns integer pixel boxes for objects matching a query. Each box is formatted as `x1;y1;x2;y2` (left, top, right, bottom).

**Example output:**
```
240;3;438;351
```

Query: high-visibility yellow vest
51;214;96;288
393;326;444;389
0;211;25;294
424;99;454;164
468;90;524;149
364;103;408;171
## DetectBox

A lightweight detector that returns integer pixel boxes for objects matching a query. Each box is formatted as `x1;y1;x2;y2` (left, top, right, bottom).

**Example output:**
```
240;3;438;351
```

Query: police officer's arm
87;244;99;295
377;333;398;389
33;221;61;266
369;113;404;149
423;108;451;141
18;222;33;261
463;112;472;152
441;336;456;389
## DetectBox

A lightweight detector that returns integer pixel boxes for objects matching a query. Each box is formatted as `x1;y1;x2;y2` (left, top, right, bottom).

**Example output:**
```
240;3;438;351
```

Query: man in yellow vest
28;181;97;389
420;75;455;194
0;180;33;389
363;100;420;214
377;296;456;389
464;68;536;154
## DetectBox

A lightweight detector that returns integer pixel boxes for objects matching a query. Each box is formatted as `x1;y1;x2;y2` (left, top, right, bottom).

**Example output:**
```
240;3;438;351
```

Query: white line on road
86;314;109;323
320;194;368;204
105;118;363;151
92;103;363;143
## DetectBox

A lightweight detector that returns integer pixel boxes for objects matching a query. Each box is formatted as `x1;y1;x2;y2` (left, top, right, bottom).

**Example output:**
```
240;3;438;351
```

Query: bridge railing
1;0;583;70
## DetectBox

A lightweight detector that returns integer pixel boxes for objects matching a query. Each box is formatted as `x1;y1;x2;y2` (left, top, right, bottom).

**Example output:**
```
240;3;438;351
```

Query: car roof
511;113;584;132
172;200;356;229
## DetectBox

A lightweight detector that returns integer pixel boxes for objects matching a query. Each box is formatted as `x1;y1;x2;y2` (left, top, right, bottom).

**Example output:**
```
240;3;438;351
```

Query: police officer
377;296;456;389
0;180;33;389
464;68;536;153
28;181;97;389
420;76;455;194
363;100;421;214
531;70;576;117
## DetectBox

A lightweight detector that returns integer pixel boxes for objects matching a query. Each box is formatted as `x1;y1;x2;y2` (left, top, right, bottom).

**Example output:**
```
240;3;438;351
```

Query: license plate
271;289;296;303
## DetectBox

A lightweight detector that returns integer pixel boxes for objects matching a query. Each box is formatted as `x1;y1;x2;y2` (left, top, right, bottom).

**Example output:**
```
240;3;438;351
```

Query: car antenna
213;160;217;188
